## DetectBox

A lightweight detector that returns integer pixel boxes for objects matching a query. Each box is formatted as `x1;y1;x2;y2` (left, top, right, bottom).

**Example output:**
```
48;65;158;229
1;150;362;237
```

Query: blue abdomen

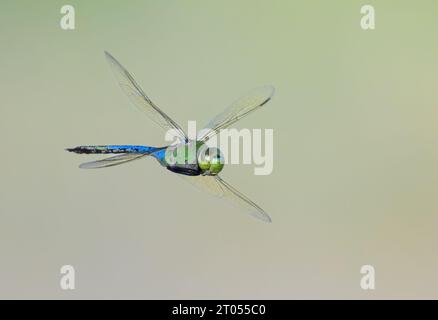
66;145;162;154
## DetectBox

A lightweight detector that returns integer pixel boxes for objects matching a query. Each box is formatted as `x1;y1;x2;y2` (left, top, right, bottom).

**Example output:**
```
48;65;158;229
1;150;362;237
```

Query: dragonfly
67;51;274;223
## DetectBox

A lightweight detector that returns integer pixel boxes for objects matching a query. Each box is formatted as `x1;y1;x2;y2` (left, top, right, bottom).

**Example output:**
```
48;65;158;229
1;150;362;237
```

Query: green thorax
164;140;206;166
163;140;224;176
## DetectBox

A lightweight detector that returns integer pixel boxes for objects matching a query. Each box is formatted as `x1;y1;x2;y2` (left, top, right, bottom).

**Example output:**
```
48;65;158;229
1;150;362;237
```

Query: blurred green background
1;0;438;299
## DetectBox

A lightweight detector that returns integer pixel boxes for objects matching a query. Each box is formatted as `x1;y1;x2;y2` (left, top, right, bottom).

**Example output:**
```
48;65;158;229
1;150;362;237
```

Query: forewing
104;51;187;141
198;86;274;142
215;175;272;223
177;174;224;198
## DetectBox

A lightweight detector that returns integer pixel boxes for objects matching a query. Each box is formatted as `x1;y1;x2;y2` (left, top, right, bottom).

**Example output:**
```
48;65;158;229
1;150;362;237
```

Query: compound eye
208;148;224;174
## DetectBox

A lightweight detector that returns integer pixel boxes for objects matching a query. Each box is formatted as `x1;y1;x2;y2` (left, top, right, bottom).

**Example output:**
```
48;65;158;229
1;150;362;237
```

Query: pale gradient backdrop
1;1;438;299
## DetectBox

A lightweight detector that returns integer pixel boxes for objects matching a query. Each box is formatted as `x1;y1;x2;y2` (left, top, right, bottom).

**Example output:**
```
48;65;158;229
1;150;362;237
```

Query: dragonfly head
197;147;224;175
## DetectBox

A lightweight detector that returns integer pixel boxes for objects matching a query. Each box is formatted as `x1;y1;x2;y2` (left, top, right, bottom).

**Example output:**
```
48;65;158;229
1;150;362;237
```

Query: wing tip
263;85;276;99
257;213;273;223
104;51;117;64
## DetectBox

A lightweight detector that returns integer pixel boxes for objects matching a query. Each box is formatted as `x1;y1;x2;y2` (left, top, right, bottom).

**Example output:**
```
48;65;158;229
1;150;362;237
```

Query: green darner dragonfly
67;51;274;223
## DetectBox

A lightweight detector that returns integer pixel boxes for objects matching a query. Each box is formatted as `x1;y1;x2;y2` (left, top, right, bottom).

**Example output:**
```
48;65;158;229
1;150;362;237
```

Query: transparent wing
177;174;224;197
104;51;187;141
79;153;147;169
197;86;275;142
215;175;272;223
